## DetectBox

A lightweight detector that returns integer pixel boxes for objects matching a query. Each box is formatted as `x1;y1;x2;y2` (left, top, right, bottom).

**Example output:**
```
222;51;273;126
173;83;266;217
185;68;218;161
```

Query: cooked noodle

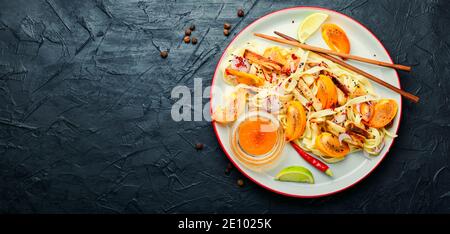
219;44;398;163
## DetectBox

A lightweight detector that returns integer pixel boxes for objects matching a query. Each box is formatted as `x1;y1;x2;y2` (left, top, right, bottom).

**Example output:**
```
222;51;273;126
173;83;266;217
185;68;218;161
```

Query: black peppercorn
183;36;190;43
160;50;168;58
189;24;195;31
194;143;204;150
237;179;244;187
185;29;192;36
237;9;244;17
192;37;198;45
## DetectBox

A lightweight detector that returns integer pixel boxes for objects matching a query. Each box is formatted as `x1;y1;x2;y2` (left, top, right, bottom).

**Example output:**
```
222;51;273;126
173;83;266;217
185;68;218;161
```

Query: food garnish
275;166;315;184
285;101;306;141
321;23;350;55
316;74;337;109
365;99;398;128
315;132;350;158
297;13;329;43
291;142;333;177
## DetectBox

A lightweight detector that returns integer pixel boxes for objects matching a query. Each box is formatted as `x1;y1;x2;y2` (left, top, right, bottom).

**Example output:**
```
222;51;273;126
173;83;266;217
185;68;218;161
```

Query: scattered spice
292;20;295;23
237;179;244;187
185;29;192;36
183;36;191;43
194;143;204;150
223;29;230;36
233;56;246;68
191;37;198;45
224;168;231;175
224;23;232;29
160;50;168;58
189;24;196;31
237;9;245;17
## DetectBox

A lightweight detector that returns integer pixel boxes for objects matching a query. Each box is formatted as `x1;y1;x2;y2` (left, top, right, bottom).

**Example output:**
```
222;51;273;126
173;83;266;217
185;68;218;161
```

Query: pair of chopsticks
254;32;419;103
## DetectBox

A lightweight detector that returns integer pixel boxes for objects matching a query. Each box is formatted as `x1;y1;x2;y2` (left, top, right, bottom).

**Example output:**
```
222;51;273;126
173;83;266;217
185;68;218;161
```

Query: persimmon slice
225;68;265;87
315;132;350;158
321;23;350;54
316;75;337;109
366;99;398;128
285;101;307;141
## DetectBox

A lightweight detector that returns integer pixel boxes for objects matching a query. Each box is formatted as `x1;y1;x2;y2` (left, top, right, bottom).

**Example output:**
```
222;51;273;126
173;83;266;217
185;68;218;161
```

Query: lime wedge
297;13;328;43
275;166;314;184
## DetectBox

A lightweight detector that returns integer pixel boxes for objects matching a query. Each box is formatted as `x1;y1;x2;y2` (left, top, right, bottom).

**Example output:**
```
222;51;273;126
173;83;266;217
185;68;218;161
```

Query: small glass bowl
229;111;286;172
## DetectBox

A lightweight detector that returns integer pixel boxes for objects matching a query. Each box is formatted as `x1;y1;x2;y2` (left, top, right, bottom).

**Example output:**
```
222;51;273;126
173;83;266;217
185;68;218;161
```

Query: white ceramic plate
211;7;402;198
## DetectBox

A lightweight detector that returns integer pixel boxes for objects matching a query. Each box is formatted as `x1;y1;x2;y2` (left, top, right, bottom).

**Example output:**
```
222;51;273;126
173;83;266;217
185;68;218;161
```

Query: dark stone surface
0;0;449;213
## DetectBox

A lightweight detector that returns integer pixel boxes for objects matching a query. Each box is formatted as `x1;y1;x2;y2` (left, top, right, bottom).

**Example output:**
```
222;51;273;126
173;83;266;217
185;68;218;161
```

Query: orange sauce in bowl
237;117;278;155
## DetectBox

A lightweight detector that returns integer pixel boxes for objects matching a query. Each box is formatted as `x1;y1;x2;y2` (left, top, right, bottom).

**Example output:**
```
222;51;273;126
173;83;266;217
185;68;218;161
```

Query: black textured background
0;0;449;213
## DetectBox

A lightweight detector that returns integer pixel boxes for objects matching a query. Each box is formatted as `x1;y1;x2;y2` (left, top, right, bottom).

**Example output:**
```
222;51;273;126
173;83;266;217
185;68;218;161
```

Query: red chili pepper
290;142;333;177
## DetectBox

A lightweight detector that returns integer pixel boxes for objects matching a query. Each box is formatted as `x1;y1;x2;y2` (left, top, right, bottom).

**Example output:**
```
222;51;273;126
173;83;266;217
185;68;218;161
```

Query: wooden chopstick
272;31;419;103
254;33;411;72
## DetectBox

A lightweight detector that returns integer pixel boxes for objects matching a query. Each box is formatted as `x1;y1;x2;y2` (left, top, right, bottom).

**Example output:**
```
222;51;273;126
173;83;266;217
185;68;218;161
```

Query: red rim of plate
210;6;402;198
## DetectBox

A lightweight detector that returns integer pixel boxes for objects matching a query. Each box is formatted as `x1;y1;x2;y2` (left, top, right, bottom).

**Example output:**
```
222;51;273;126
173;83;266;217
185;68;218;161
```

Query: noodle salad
212;42;398;164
